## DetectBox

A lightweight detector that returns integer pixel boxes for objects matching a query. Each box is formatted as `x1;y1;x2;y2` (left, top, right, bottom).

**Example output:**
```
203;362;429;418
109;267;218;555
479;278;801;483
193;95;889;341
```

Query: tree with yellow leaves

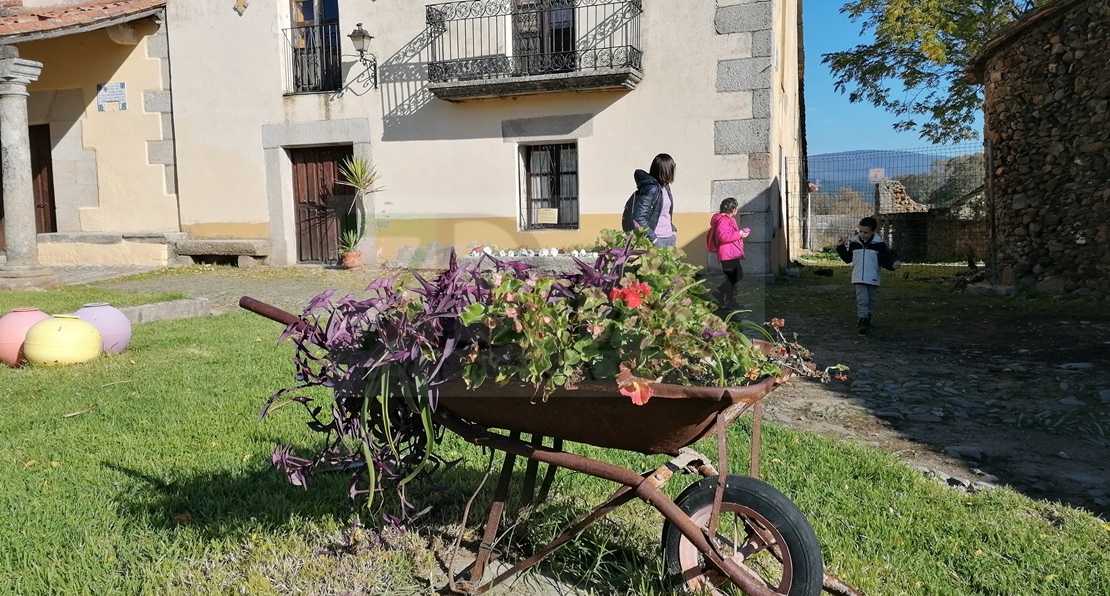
822;0;1048;143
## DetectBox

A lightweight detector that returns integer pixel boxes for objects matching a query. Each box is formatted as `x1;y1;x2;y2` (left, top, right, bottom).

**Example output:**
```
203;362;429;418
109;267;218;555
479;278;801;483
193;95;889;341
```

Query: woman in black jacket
629;153;677;247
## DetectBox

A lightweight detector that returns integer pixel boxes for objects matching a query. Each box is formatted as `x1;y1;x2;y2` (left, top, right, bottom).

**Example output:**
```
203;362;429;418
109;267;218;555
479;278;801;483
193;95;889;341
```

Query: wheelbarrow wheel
662;475;823;595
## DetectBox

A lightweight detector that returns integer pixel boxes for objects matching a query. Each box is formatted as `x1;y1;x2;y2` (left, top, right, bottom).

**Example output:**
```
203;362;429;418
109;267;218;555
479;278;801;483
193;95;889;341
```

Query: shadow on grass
108;451;665;594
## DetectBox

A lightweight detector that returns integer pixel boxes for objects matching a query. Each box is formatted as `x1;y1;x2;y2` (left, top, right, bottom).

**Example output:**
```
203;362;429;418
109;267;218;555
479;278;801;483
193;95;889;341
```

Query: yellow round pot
24;315;103;367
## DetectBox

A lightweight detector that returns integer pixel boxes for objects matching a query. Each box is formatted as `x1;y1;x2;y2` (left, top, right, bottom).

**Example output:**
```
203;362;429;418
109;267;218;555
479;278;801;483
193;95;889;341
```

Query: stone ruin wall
982;0;1110;299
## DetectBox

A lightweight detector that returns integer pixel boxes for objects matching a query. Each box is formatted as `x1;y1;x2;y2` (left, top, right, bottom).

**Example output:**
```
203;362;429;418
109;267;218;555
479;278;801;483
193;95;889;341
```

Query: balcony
284;23;343;94
425;0;643;102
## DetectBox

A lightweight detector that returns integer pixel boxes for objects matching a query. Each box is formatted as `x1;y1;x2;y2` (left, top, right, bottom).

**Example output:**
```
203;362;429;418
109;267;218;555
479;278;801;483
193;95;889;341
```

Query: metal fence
787;142;993;281
284;23;343;94
425;0;643;83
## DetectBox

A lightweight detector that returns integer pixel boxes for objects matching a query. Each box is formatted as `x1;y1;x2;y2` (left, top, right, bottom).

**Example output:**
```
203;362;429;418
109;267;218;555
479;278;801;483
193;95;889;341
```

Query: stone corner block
715;2;772;35
714;119;770;155
142;90;173;114
711;179;772;212
716;57;772;92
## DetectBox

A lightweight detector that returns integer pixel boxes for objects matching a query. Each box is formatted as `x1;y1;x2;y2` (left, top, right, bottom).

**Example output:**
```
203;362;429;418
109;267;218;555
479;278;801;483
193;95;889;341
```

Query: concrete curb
118;298;212;324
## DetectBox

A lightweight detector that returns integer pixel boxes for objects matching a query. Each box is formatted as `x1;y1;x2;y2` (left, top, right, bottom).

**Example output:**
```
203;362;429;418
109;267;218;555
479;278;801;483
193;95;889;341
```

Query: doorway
0;124;57;253
290;145;354;264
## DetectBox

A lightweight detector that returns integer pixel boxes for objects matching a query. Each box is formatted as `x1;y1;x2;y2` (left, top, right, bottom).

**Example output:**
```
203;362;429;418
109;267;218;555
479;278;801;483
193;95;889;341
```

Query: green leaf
462;362;487;389
460;303;486;326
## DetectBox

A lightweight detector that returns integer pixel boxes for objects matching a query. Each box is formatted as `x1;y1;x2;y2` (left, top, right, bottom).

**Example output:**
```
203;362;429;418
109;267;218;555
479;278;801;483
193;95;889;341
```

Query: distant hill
807;150;943;192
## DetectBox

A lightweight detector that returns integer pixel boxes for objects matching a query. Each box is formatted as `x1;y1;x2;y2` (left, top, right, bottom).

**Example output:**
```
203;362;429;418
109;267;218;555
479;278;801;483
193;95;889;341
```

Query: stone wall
979;0;1109;299
881;213;989;264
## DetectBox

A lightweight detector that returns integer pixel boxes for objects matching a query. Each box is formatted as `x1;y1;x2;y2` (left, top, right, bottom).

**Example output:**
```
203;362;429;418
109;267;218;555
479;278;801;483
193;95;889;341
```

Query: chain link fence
787;142;993;282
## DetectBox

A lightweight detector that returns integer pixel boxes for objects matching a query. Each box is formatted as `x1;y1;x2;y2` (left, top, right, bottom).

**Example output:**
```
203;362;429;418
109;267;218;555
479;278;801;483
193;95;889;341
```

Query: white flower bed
469;246;600;259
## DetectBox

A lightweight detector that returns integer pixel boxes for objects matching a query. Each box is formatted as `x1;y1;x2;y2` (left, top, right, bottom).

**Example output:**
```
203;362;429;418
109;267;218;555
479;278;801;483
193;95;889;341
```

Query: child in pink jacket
706;197;750;310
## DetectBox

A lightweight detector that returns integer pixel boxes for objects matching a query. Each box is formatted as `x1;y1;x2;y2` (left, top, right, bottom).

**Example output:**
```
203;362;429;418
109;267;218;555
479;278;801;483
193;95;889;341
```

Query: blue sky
802;0;982;155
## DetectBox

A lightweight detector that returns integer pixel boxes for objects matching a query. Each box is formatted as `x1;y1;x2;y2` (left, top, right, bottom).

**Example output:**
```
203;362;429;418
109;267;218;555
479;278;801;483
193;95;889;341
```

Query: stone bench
174;239;270;268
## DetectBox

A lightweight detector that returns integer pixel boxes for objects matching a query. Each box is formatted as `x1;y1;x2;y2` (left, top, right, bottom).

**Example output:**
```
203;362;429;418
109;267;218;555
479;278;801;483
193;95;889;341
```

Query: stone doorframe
261;118;372;266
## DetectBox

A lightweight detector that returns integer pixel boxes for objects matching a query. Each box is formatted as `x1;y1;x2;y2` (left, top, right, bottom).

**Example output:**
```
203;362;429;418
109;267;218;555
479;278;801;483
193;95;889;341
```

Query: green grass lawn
1;312;1108;595
0;285;186;315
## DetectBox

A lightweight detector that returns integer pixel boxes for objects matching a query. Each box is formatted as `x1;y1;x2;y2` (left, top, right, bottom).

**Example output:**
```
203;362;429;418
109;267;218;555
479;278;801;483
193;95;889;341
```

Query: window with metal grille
513;0;577;75
284;0;342;94
522;143;579;230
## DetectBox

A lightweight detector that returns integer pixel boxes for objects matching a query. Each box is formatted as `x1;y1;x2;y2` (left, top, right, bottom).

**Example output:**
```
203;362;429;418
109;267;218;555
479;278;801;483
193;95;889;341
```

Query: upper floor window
522;143;579;230
285;0;342;94
513;0;576;75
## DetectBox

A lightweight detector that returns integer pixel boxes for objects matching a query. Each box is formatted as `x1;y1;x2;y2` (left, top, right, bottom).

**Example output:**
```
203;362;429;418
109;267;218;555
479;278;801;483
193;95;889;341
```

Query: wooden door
0;124;56;253
290;145;353;264
30;125;57;234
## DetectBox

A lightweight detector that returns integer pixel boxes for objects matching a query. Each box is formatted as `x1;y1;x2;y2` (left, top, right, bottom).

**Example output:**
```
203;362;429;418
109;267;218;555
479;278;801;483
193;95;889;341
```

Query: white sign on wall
868;168;886;184
96;82;127;111
536;208;560;225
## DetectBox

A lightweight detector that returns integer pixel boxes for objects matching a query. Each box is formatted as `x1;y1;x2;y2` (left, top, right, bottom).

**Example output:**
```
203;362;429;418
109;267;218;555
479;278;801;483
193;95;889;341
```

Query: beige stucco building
0;0;806;278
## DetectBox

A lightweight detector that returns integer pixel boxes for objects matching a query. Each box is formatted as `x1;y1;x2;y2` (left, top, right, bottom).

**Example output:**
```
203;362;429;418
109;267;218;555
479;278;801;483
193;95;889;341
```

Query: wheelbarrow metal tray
436;375;780;455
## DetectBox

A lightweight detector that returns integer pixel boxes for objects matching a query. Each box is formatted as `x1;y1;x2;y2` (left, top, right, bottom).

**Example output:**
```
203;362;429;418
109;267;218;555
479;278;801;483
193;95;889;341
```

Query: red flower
610;283;646;308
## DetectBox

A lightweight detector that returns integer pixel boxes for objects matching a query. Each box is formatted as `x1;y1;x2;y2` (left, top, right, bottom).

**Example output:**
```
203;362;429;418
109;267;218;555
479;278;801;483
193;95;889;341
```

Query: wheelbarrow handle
239;296;311;331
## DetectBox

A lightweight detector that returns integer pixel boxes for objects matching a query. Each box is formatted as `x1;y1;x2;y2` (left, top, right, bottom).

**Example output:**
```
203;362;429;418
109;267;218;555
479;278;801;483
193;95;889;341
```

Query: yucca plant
335;156;382;261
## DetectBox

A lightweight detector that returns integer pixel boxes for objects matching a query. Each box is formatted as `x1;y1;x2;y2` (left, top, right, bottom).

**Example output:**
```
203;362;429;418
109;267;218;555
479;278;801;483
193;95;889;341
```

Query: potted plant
337;228;363;270
263;229;843;514
335;156;383;270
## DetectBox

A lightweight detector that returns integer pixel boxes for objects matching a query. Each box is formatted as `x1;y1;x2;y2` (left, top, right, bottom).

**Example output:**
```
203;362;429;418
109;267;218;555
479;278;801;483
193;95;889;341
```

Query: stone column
0;45;58;289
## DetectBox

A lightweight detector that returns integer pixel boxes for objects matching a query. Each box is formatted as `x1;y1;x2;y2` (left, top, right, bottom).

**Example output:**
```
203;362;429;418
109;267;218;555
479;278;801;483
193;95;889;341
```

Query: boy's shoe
857;317;871;334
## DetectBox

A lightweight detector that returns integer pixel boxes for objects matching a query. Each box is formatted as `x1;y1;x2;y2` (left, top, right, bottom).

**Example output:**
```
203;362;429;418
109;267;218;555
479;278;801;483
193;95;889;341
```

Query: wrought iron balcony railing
284;23;343;94
425;0;643;100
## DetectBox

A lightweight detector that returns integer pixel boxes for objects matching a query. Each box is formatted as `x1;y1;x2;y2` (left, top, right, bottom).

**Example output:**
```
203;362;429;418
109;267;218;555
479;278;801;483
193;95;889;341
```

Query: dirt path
91;266;1110;518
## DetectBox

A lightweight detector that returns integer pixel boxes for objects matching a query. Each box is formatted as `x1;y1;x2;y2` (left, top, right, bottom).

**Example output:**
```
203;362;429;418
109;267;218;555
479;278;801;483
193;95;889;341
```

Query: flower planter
75;302;132;354
0;307;52;368
340;251;363;270
24;315;102;367
437;374;782;455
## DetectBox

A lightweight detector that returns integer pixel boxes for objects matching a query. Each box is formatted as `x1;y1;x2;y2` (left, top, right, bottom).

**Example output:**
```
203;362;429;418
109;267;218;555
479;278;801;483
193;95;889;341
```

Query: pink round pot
75;302;132;354
0;307;52;367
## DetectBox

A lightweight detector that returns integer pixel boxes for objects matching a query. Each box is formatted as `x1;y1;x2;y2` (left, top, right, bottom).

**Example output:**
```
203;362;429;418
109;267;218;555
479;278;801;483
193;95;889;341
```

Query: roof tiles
0;0;165;40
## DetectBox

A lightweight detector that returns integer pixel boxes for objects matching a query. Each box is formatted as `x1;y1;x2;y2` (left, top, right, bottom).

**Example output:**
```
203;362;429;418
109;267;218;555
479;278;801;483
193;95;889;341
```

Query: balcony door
288;0;342;93
513;0;576;75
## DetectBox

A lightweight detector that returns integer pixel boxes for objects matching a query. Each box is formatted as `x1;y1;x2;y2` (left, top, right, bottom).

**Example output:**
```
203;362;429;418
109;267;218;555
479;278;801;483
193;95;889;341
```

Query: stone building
0;0;809;281
968;0;1109;299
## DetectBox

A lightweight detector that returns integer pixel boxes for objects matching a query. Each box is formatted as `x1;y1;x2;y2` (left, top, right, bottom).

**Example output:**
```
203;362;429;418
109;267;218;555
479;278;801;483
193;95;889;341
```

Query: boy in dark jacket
836;216;901;333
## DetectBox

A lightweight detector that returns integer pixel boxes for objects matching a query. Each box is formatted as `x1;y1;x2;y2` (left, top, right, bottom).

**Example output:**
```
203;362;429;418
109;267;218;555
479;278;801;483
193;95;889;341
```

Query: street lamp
348;23;373;64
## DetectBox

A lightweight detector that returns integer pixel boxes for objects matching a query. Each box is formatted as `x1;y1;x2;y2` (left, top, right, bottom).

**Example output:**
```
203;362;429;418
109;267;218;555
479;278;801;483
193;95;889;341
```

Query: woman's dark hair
649;153;676;185
719;197;738;213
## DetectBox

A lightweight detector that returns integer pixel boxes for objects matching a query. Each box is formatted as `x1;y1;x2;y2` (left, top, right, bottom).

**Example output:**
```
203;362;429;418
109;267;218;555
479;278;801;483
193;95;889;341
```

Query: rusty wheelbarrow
241;296;859;596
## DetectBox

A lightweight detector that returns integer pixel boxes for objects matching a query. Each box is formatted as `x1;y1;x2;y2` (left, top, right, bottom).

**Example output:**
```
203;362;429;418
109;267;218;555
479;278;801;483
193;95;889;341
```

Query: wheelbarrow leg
536;438;562;502
750;400;763;478
520;435;542;506
470;435;518;584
